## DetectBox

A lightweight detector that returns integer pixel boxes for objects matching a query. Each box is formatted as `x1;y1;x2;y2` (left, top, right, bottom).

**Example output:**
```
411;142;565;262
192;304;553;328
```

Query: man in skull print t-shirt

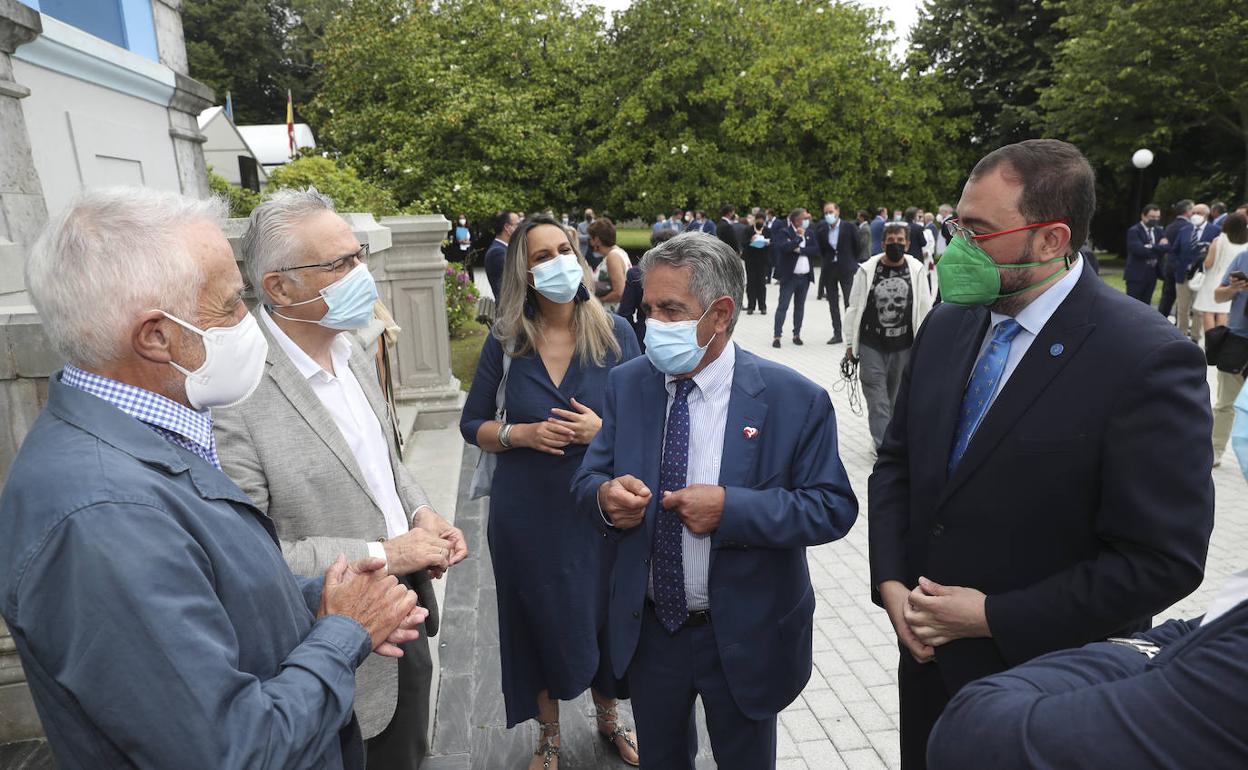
843;223;934;449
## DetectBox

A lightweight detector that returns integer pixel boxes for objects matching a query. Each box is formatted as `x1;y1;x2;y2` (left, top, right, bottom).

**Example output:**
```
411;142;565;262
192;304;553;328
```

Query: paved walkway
435;272;1247;769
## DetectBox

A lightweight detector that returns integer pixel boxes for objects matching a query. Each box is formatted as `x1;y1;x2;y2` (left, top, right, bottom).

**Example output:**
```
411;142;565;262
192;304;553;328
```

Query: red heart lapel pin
743;426;759;440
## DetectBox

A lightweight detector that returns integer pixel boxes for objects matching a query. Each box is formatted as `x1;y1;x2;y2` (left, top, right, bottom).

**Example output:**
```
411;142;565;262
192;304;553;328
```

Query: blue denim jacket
0;375;371;769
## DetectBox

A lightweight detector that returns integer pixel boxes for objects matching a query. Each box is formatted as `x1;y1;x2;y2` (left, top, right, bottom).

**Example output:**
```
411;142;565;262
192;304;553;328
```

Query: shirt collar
989;255;1084;337
60;363;216;456
666;339;736;400
260;306;352;383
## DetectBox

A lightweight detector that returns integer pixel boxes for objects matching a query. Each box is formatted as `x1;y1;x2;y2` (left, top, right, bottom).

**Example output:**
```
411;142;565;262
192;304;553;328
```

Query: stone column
0;0;45;258
378;215;462;429
151;0;214;199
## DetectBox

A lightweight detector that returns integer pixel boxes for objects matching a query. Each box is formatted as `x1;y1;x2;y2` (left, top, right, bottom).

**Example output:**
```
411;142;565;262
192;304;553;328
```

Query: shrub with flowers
445;263;480;336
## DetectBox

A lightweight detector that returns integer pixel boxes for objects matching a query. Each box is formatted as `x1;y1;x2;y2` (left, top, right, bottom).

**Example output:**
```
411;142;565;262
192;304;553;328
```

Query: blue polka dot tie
948;319;1023;476
653;379;695;633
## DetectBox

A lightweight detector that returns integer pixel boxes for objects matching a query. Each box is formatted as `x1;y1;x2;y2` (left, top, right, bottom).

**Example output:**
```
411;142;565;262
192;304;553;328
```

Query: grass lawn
450;320;489;392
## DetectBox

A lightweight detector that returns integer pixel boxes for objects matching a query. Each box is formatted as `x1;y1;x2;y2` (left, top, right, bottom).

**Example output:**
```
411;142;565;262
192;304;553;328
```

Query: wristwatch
498;422;515;449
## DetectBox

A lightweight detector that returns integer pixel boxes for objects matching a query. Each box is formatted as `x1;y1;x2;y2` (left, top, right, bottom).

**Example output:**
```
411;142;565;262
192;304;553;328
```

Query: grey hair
241;186;337;300
25;187;227;368
639;232;744;334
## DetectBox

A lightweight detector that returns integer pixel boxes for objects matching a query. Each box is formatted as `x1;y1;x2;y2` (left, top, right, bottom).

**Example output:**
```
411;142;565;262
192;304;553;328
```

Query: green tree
310;0;603;219
184;0;333;124
580;0;967;216
266;156;400;216
207;167;262;217
1040;0;1248;199
909;0;1062;151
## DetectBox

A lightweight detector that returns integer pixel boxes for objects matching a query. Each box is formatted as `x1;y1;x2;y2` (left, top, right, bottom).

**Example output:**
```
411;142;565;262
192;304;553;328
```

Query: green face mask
936;234;1071;306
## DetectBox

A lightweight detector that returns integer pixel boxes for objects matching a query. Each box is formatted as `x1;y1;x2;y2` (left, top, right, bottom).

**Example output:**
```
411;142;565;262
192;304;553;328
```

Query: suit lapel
640;364;668;541
717;348;767;489
261;325;381;510
938;269;1099;507
932;308;990;493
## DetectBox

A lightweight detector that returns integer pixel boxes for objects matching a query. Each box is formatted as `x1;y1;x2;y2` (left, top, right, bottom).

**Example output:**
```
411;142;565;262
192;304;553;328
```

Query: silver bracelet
497;422;514;449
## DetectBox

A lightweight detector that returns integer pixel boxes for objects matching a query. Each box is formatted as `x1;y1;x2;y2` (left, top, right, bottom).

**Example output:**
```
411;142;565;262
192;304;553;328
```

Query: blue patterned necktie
948;319;1023;475
653;378;695;633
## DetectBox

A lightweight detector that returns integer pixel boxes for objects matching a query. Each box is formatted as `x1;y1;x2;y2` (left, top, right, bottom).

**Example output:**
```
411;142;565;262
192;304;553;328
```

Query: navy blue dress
460;315;641;727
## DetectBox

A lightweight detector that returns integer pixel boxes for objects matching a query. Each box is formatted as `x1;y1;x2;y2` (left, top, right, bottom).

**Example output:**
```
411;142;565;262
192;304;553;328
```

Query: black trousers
822;269;854;336
1158;262;1177;318
744;252;769;311
1126;277;1158;305
365;629;433;770
897;654;951;770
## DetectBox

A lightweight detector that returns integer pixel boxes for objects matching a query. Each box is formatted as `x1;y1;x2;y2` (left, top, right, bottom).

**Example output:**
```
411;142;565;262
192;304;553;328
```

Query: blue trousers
628;605;777;770
773;273;811;338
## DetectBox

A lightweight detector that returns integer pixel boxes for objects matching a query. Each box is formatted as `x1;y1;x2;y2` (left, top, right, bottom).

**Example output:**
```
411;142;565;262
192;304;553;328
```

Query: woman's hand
515;421;574;456
550;398;603;445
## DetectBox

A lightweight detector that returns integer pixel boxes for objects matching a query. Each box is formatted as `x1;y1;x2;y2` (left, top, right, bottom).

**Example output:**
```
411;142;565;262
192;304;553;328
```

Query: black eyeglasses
277;243;369;273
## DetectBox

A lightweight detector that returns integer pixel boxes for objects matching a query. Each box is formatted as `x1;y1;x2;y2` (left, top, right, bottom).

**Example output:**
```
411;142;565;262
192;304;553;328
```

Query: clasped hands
513;398;602;456
382;508;468;578
319;555;427;658
880;577;989;664
598;476;724;535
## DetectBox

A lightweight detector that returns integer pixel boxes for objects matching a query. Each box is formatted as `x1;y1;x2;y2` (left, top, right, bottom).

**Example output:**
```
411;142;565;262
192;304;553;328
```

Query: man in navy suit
1157;199;1193;323
928;576;1248;768
770;208;816;348
870;208;888;256
573;233;858;770
484;209;518;302
812;201;863;345
1123;203;1169;304
868;140;1214;769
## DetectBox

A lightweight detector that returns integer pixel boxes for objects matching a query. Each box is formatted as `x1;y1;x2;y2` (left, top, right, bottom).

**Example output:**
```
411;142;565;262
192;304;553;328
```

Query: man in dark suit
484;209;519;303
905;207;926;261
868;140;1214;770
716;204;741;255
870;208;888;256
1157;199;1193;322
573;232;858;770
733;209;754;260
771;208;816;348
812;201;863;345
928;579;1248;768
1124;204;1169;305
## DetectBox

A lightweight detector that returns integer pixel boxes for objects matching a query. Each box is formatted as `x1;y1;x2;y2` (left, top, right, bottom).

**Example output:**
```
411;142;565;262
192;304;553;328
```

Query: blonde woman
459;214;641;769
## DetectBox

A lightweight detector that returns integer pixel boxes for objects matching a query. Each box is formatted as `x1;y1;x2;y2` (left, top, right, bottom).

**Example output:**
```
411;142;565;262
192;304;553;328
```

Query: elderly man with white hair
0;187;426;769
213;188;467;770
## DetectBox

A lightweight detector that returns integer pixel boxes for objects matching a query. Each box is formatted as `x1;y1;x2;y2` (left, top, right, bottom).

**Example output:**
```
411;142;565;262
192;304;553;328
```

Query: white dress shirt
793;227;811;275
972;256;1084;418
260;308;409;563
647;342;736;611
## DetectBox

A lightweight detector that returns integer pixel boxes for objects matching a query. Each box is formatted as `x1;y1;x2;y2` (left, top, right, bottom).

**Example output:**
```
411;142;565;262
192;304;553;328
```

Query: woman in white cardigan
843;224;935;450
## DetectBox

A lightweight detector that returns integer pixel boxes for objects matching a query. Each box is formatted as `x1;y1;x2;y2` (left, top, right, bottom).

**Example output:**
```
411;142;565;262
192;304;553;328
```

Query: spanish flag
286;89;295;159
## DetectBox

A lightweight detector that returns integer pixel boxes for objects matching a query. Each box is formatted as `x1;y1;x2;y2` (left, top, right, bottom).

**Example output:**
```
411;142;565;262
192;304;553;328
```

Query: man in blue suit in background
484;209;518;302
1123;203;1169;304
1157;199;1193;328
573;232;858;770
770;208;817;348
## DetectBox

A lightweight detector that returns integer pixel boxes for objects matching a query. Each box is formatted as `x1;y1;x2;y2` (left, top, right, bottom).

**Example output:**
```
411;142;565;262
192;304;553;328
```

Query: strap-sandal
534;721;560;770
595;704;639;767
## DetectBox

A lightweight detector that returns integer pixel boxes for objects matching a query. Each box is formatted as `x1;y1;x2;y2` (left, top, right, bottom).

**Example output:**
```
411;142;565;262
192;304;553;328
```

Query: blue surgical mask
825;214;839;225
801;219;811;230
644;303;717;375
530;253;584;304
274;262;378;330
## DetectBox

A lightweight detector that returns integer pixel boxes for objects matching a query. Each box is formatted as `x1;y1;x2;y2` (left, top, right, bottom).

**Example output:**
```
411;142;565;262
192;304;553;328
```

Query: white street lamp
1131;149;1154;170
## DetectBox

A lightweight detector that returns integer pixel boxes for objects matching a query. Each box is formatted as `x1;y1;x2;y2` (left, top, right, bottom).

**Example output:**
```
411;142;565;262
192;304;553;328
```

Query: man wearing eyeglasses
868;140;1214;769
214;188;469;770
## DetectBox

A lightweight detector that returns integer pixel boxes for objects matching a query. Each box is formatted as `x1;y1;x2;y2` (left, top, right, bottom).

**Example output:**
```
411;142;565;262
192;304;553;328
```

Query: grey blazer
213;310;440;739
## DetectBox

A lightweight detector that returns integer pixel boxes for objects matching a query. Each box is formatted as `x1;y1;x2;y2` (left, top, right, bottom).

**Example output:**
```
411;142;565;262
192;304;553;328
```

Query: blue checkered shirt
61;364;220;469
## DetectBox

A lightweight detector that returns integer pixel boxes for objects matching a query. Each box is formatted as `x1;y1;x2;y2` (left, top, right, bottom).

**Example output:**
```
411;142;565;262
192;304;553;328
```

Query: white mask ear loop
159;311;207;378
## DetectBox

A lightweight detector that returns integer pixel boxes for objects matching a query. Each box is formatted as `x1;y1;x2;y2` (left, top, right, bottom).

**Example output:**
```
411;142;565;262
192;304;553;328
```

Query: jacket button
632;611;640;619
931;524;944;537
643;558;650;566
